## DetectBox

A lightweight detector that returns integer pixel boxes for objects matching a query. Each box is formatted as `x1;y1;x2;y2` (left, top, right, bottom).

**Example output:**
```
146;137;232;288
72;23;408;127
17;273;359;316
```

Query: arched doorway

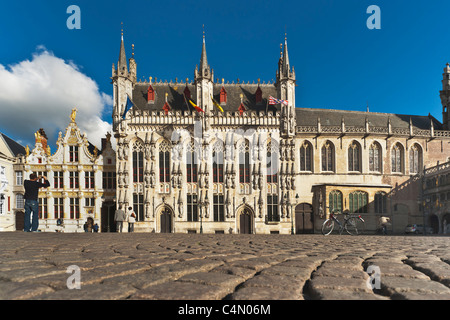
295;203;314;234
160;206;173;233
239;207;254;234
429;214;439;234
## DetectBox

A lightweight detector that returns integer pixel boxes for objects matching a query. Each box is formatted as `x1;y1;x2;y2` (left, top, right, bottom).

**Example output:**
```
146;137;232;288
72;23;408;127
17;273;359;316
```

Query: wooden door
160;208;172;233
239;209;252;234
295;203;314;234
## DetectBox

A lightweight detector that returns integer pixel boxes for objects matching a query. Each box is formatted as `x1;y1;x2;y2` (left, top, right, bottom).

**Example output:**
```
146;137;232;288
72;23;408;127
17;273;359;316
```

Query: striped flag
211;95;224;113
189;99;205;113
269;96;288;106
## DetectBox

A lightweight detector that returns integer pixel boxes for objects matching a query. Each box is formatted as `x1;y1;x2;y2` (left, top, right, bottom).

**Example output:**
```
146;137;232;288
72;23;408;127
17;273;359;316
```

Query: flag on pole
211;95;224;113
269;96;288;106
122;95;135;119
189;99;205;113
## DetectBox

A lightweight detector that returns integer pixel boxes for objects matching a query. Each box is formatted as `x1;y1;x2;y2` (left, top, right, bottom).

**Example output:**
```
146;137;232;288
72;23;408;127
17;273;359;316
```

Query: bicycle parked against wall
321;209;365;236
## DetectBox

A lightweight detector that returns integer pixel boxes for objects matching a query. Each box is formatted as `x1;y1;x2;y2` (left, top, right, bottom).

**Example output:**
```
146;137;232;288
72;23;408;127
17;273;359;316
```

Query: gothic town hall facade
111;32;450;234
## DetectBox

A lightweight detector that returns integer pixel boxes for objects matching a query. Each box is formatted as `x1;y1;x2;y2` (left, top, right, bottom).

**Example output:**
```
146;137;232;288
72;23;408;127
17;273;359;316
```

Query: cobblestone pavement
0;232;449;300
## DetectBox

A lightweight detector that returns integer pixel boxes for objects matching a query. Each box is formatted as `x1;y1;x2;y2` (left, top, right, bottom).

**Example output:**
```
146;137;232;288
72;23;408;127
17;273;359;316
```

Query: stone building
0;132;25;231
111;31;450;234
13;110;115;232
422;160;450;234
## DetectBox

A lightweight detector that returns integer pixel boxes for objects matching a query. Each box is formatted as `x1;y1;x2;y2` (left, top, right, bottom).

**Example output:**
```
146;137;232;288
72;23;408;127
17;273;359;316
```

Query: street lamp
291;193;299;235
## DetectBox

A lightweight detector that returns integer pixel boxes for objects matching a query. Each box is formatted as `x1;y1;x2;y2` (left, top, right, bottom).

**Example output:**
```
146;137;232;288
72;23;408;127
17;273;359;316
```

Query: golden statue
25;145;30;157
70;108;77;122
34;131;41;144
46;145;51;156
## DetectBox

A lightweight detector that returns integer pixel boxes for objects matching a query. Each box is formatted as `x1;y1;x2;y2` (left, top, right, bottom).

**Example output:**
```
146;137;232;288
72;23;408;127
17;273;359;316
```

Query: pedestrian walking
127;206;136;232
114;205;127;232
24;173;50;232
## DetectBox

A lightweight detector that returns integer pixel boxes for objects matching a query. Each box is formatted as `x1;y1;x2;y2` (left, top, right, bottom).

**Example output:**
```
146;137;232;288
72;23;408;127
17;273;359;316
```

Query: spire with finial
195;24;212;81
118;22;128;74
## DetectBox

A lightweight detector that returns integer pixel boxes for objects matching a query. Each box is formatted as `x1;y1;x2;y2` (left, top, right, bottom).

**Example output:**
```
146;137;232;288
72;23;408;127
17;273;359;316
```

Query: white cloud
0;46;113;150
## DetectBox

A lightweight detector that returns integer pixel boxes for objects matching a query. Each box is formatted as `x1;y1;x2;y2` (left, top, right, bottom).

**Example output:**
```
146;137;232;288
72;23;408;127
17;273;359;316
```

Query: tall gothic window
212;140;224;183
267;194;279;222
187;194;198;222
159;140;171;183
239;140;250;184
133;140;144;183
133;193;144;221
328;190;342;213
299;141;312;172
349;191;368;213
213;194;225;222
348;141;361;172
266;139;278;183
409;144;422;174
321;141;334;172
186;140;198;183
369;142;382;172
374;192;387;214
391;143;404;173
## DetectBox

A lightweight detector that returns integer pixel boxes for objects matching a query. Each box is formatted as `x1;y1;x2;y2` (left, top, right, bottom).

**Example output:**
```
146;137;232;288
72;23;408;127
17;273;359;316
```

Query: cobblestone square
0;232;449;300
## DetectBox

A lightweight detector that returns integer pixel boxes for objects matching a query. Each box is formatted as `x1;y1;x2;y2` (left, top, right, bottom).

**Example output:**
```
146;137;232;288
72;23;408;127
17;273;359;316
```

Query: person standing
24;173;50;232
114;205;126;233
127;206;136;232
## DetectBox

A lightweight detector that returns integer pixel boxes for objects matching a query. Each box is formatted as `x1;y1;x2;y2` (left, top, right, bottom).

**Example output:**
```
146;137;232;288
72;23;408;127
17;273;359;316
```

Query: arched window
391;143;404;173
132;140;144;183
300;141;312;172
409;144;422;174
212;140;224;183
159;140;171;183
266;139;278;184
369;142;382;172
186;140;198;183
239;140;250;184
349;191;368;213
374;191;387;213
321;141;334;172
348;141;361;172
328;190;342;213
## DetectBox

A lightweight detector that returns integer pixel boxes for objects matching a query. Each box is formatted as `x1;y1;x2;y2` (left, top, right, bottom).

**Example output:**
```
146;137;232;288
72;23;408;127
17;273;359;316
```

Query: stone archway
238;206;254;234
159;206;173;233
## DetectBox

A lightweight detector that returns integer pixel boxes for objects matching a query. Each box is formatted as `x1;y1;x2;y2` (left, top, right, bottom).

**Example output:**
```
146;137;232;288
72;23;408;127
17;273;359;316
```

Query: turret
112;24;136;131
194;30;214;112
276;35;296;137
440;63;450;130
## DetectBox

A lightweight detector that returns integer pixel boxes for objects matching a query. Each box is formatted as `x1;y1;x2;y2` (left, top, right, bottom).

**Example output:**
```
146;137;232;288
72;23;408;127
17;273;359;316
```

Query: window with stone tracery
159;140;171;183
369;142;382;173
239;139;250;194
186;140;199;184
348;141;361;172
212;140;224;184
391;143;404;173
299;141;312;172
409;144;422;174
133;140;144;183
321;141;334;172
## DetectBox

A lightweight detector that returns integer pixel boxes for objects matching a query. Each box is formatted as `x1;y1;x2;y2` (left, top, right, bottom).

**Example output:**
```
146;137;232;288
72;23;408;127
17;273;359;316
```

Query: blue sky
0;0;449;149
